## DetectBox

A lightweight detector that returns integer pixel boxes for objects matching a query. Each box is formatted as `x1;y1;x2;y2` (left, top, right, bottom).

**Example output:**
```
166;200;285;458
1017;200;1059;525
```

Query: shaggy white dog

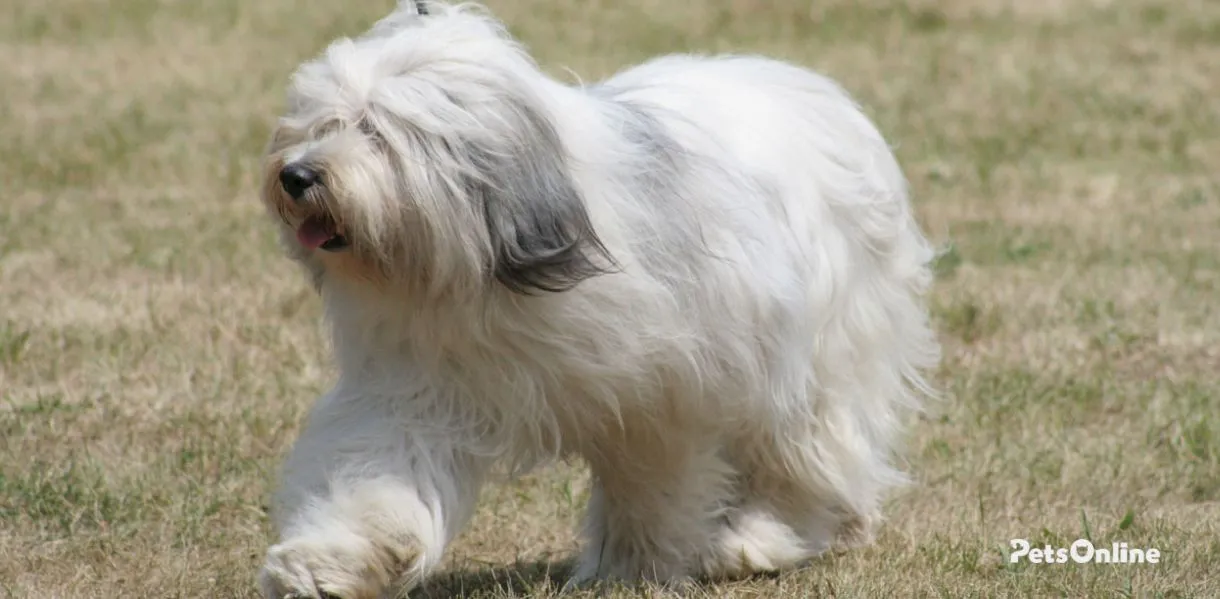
256;1;940;597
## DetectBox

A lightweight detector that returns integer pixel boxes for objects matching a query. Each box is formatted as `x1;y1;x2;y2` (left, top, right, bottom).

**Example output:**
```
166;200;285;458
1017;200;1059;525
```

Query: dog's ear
482;178;614;295
467;106;616;295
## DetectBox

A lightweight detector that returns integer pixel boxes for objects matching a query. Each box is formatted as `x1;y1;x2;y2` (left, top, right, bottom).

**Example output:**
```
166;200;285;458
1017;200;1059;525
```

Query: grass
1;0;1218;596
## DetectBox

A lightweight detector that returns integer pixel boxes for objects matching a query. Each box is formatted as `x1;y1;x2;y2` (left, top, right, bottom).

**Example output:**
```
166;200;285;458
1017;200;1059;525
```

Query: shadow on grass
414;557;799;598
414;558;574;598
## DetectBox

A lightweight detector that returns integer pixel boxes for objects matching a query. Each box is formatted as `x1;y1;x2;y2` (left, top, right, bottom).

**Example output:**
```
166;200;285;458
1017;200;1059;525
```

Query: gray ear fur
464;104;616;295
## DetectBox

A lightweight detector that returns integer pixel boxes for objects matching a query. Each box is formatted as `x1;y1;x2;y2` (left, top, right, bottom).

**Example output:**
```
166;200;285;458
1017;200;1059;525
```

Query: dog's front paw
259;530;420;599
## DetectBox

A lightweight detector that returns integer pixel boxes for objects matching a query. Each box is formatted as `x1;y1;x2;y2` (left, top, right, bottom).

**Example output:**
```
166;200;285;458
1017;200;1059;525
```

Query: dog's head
261;1;613;299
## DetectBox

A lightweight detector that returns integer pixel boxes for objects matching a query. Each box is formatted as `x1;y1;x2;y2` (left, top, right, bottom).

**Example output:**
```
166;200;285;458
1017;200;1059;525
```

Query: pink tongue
296;218;335;249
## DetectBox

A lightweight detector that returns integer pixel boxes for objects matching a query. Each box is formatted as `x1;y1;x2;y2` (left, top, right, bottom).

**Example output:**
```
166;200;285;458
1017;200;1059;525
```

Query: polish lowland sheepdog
256;1;940;597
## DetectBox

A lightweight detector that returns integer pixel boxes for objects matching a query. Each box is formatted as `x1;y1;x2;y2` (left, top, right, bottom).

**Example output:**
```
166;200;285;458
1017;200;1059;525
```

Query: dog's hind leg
570;435;742;586
688;435;838;581
715;408;900;575
572;432;838;586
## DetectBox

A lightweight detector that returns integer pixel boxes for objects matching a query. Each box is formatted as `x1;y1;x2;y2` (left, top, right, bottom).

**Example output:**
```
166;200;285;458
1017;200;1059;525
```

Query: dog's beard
267;180;353;253
290;201;351;253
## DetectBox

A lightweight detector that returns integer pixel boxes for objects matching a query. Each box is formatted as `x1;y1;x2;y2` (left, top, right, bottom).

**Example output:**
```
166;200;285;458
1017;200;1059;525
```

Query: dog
256;1;940;597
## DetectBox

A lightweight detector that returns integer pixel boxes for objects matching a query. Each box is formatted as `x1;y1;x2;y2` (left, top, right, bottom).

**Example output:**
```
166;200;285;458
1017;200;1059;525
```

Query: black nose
279;164;319;200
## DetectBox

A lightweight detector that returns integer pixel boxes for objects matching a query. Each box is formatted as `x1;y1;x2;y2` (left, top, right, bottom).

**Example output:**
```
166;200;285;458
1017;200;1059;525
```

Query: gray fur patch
463;94;618;295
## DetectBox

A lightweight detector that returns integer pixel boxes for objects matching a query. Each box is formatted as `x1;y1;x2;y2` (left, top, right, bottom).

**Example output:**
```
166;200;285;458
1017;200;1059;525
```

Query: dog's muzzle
280;163;350;252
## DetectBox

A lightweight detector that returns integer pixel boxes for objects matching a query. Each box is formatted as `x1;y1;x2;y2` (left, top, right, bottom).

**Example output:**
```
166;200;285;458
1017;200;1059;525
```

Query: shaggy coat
257;2;940;598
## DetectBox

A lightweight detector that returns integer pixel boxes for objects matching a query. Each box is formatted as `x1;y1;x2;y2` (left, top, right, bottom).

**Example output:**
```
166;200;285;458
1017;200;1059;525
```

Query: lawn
1;0;1218;597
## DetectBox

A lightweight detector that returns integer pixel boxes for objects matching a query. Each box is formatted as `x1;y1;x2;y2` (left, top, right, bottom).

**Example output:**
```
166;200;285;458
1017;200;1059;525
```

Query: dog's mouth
296;215;350;252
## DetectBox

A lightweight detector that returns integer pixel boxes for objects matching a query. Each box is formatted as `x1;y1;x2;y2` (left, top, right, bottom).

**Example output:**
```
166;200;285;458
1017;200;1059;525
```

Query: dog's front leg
259;389;487;599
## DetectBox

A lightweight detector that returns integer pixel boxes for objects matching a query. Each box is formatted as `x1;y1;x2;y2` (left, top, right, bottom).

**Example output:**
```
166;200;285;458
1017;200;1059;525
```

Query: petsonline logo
1009;539;1162;564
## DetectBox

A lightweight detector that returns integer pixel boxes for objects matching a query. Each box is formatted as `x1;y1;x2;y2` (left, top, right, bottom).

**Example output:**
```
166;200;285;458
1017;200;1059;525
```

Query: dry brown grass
2;0;1218;597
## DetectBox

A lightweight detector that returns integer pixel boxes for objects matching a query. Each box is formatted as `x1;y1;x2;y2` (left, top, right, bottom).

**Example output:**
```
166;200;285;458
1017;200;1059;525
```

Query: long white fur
257;2;940;598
